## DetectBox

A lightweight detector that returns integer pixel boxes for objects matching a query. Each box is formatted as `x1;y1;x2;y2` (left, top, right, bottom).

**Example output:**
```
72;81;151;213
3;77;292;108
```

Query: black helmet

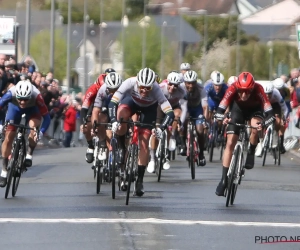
104;68;116;74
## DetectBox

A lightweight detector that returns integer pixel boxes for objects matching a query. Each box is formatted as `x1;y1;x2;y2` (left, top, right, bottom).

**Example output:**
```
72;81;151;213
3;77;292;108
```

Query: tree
30;29;75;80
120;21;176;77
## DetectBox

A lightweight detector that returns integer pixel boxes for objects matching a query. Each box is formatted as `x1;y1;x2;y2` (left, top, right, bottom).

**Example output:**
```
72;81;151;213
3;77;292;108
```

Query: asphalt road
1;146;300;250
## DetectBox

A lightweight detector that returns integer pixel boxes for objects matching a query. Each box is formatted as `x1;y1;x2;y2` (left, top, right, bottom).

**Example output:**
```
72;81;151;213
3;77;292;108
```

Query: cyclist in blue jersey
204;71;228;121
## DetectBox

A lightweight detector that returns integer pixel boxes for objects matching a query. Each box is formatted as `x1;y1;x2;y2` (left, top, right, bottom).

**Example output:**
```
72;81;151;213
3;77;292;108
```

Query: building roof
241;0;300;24
148;0;238;15
241;23;292;41
247;0;284;9
152;15;201;43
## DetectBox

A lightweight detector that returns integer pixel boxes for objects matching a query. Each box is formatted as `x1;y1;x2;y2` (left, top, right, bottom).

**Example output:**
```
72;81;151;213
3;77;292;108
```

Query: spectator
0;54;6;69
63;100;78;147
290;76;300;109
287;68;299;88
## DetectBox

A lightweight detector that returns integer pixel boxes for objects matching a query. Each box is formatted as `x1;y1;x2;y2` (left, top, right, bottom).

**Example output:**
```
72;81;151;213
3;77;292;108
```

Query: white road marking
0;218;300;227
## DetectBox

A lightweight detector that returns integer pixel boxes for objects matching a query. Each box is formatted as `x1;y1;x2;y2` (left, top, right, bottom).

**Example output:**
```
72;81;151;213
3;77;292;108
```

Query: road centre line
0;218;300;227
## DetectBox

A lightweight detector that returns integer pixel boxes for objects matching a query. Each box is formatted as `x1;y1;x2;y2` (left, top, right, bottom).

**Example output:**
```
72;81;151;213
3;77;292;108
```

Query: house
241;0;300;42
148;0;240;15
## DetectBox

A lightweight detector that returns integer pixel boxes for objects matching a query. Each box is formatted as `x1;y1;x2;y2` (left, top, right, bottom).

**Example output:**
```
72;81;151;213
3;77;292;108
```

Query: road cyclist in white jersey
147;71;187;173
108;68;174;197
180;70;208;166
91;72;123;160
256;81;288;155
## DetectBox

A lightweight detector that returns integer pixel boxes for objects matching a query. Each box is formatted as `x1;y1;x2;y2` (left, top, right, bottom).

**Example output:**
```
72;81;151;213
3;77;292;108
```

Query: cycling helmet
236;72;255;90
211;71;225;85
15;80;33;99
227;76;237;86
105;72;122;89
263;81;274;94
183;70;197;82
180;63;191;71
273;78;285;90
104;68;115;74
167;72;181;85
136;68;156;87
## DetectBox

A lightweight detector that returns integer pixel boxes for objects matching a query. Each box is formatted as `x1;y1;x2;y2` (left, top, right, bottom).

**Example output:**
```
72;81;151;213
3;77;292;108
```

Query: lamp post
196;9;207;80
83;0;89;93
66;0;72;95
267;41;273;80
141;16;151;68
160;21;167;78
24;0;31;56
121;14;129;78
235;21;240;76
50;0;55;73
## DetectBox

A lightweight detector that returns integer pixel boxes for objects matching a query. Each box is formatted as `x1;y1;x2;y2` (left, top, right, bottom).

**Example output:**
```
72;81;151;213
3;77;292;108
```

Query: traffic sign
75;56;94;75
296;23;300;58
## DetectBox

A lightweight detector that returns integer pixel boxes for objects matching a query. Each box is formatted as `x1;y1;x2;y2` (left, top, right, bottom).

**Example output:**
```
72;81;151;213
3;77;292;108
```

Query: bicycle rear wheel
110;139;117;199
12;139;26;197
274;133;280;166
5;141;19;199
262;130;270;166
226;146;240;207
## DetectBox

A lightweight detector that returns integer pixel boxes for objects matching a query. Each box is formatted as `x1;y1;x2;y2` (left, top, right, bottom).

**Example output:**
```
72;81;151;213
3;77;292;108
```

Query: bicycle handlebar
227;122;261;129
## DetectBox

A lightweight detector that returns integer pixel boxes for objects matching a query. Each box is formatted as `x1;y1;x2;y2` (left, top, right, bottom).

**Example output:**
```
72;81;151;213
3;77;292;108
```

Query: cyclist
0;80;51;187
227;76;237;86
180;70;208;166
273;77;291;114
147;71;187;173
262;81;288;154
179;63;191;82
205;71;228;122
91;72;123;160
108;68;174;197
215;72;275;196
80;68;116;164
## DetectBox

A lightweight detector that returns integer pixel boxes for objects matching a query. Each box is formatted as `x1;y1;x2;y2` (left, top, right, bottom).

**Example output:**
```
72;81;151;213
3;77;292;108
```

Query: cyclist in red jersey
215;72;275;196
80;68;115;163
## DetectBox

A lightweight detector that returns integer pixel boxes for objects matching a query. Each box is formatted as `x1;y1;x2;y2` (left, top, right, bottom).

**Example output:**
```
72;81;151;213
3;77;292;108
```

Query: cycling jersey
267;88;288;119
159;80;187;124
94;83;113;108
0;85;50;133
204;82;228;111
218;82;273;117
180;82;208;108
109;77;174;129
80;74;106;123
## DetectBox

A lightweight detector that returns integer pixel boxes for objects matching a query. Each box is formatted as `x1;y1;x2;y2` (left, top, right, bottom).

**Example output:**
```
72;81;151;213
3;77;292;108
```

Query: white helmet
211;71;224;85
183;70;197;82
137;68;156;87
227;76;237;86
263;81;274;94
15;80;33;99
105;72;122;89
167;72;181;85
180;63;191;71
273;78;285;90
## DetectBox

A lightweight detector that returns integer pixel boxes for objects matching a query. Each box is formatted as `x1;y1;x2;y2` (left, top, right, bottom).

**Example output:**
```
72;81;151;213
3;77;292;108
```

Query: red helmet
236;72;255;90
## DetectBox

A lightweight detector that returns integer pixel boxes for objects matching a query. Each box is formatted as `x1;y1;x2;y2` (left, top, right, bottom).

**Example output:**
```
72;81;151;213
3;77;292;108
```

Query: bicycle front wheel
226;146;240;207
262;130;270;167
189;132;195;180
157;134;165;182
5;141;20;199
110;140;117;199
12;139;26;197
126;144;137;205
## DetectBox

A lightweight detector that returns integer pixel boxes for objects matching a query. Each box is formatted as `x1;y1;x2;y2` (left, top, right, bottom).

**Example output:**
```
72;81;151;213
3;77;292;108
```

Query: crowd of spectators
0;54;82;147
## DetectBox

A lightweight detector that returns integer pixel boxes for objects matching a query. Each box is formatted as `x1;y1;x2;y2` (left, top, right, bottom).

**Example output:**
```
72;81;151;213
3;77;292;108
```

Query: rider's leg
244;116;263;169
25;117;42;167
196;122;206;166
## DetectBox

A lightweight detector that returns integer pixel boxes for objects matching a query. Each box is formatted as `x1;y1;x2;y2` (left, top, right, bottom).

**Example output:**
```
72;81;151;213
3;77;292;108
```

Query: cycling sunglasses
237;89;252;95
138;85;152;91
168;83;179;88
